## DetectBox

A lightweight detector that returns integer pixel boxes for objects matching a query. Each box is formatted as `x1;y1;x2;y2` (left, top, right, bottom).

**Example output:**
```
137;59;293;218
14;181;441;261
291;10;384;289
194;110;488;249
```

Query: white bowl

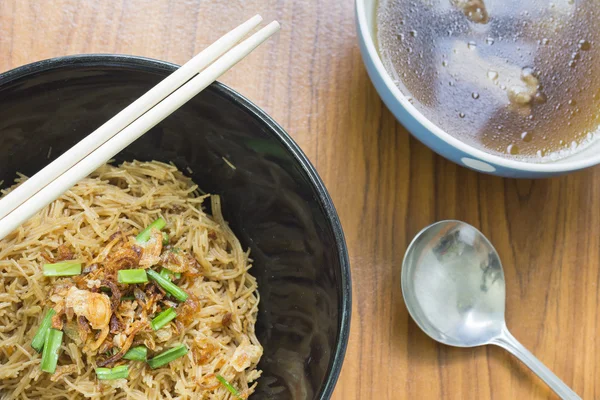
356;0;600;178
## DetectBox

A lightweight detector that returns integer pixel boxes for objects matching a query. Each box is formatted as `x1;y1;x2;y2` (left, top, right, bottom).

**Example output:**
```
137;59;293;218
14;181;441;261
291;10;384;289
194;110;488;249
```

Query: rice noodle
0;161;262;399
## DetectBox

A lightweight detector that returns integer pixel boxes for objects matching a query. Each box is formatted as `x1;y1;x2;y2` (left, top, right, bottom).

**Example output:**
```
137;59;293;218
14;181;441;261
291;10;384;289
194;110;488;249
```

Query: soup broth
377;0;600;161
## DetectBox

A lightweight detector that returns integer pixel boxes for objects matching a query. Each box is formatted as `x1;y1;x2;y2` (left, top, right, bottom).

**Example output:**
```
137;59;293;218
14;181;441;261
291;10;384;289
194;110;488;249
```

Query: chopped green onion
123;346;147;361
121;295;135;301
117;269;148;284
41;328;63;373
162;232;170;245
136;218;166;243
159;268;181;281
216;374;242;398
31;309;57;352
147;270;188;302
151;307;177;330
42;261;82;277
96;365;129;380
158;268;170;280
147;344;188;369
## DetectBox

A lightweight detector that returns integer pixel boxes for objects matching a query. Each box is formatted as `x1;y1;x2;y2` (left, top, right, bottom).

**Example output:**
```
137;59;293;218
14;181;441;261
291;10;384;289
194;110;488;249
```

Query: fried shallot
65;287;111;330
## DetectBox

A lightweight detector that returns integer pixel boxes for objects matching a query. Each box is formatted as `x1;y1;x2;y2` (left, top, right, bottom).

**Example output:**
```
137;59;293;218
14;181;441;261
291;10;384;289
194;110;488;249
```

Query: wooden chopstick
0;14;263;223
0;20;281;241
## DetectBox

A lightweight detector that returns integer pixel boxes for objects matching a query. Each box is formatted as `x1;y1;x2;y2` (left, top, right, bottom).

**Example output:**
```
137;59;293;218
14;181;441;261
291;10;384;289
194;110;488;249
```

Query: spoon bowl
402;220;580;400
402;220;505;347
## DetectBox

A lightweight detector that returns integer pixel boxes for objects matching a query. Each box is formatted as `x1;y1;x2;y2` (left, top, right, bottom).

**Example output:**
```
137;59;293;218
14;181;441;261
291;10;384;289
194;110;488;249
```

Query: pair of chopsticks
0;15;279;242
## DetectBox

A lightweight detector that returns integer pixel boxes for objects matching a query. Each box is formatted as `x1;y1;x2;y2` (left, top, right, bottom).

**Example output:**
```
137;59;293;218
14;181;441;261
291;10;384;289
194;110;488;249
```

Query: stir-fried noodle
0;161;262;399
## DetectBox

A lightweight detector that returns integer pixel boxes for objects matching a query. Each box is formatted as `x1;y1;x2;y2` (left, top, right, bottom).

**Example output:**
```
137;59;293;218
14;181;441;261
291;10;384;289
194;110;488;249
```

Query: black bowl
0;54;351;399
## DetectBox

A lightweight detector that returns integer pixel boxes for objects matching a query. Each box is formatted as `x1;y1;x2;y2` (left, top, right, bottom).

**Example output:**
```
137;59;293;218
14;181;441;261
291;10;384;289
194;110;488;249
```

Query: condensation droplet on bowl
487;70;499;81
507;144;519;155
472;92;480;99
579;39;592;51
459;112;465;118
535;92;547;104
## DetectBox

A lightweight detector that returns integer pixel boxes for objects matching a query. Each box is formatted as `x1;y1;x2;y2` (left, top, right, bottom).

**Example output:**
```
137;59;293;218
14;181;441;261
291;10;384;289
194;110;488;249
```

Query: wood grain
1;1;598;399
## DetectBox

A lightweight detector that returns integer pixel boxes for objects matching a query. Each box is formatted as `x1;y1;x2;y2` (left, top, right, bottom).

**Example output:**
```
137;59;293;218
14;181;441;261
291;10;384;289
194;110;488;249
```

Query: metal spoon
402;220;580;400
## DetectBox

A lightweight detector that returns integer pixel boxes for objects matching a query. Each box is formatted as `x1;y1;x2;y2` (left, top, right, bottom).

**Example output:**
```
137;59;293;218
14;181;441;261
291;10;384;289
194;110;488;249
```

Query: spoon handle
491;326;581;400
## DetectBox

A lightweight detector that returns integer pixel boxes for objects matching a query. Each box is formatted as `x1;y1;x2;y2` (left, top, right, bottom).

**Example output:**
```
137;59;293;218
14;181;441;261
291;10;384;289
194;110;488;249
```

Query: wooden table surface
1;1;598;399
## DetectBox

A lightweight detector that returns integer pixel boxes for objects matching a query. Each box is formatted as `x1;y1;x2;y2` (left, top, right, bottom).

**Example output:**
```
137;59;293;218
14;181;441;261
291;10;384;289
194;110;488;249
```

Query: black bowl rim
0;53;352;399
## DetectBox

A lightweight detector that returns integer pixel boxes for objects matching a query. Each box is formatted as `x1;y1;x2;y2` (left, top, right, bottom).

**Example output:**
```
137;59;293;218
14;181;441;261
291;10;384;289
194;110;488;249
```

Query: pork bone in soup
377;0;600;161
